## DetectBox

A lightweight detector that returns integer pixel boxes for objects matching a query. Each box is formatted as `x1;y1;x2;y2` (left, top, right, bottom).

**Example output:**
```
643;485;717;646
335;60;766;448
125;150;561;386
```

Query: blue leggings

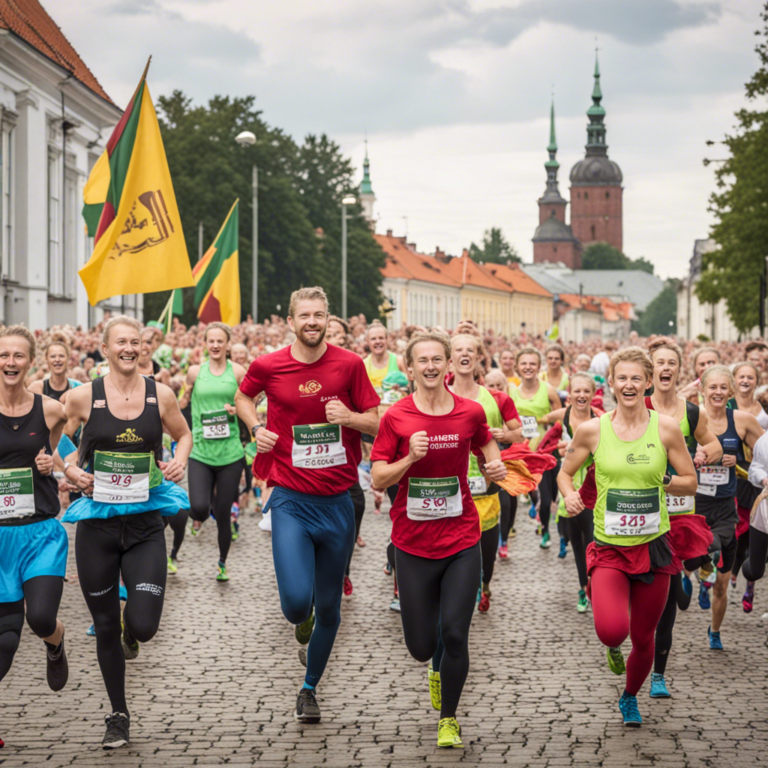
270;486;355;688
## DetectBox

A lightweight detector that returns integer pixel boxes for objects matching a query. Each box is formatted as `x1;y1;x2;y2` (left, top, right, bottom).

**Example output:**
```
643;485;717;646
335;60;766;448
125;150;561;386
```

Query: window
605;191;610;199
591;224;596;239
0;126;14;279
64;169;78;297
585;192;589;200
48;150;62;295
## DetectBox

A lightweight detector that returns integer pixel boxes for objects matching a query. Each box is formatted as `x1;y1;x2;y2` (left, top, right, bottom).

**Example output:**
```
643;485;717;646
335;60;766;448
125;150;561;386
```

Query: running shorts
694;496;737;572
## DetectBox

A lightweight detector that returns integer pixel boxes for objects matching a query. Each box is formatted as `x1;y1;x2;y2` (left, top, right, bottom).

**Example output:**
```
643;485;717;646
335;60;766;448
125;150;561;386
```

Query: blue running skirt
62;481;189;523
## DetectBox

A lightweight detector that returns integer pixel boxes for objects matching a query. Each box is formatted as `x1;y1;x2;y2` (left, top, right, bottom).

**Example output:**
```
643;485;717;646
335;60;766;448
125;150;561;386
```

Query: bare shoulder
231;362;247;381
67;382;92;405
187;364;201;381
658;412;684;440
28;380;44;394
42;396;66;423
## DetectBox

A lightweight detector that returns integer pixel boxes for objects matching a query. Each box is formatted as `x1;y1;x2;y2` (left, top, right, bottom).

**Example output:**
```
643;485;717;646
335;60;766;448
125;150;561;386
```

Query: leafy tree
469;228;520;264
633;279;678;336
581;242;654;274
695;3;768;334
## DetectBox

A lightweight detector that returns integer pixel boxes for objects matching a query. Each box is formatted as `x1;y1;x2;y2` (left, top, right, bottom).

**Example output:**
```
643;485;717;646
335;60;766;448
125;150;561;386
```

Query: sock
44;640;62;654
302;682;315;691
218;560;226;569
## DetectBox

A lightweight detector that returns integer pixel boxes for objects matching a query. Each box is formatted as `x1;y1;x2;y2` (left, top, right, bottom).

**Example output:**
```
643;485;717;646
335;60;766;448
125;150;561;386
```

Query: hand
721;454;737;467
159;458;185;484
35;448;54;476
693;446;707;468
763;477;768;487
65;465;94;494
224;403;237;416
677;380;699;399
489;428;505;442
325;399;353;427
408;431;429;463
256;427;279;454
564;491;585;517
484;459;507;483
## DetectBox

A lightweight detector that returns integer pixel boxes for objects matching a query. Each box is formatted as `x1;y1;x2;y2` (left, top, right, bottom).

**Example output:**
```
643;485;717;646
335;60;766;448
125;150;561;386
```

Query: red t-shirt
371;391;494;559
239;344;380;495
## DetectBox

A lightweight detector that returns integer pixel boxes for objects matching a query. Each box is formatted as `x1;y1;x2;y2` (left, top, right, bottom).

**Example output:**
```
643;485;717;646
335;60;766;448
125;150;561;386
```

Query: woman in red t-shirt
371;332;507;750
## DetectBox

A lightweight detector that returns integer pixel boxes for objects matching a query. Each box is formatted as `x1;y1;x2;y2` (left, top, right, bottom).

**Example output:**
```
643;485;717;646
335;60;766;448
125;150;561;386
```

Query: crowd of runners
2;291;768;750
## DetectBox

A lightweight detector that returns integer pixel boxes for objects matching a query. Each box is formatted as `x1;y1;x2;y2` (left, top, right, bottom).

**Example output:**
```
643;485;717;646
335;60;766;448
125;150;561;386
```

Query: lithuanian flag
79;60;194;305
193;200;240;326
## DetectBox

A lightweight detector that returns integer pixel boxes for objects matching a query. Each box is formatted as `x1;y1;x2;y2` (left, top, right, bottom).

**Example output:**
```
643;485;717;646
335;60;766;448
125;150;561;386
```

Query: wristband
662;473;672;487
58;433;77;460
251;424;262;438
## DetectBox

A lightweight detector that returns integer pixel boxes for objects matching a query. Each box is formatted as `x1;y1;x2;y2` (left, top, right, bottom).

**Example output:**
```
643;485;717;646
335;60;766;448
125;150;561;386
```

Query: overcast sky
55;0;759;279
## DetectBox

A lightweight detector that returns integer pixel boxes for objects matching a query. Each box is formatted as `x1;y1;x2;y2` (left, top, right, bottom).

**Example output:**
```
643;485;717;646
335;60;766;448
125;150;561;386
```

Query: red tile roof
484;262;552;298
375;233;462;289
0;0;113;103
437;250;513;294
558;293;602;314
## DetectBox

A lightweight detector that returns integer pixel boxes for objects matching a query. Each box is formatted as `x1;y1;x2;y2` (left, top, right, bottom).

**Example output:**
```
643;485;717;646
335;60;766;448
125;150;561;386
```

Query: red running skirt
736;505;751;539
586;537;681;580
667;513;713;562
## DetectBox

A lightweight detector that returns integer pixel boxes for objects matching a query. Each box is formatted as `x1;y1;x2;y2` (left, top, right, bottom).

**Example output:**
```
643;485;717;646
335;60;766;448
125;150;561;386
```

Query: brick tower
569;53;623;252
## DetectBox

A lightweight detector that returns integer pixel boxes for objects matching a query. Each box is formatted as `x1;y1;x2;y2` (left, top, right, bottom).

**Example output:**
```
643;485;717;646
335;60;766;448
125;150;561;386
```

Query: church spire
360;139;374;195
541;96;564;203
586;49;607;155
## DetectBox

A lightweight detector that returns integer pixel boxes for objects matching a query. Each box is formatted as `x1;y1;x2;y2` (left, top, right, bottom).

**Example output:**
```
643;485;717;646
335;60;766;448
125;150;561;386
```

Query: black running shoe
46;633;68;692
121;625;139;660
102;712;130;749
295;688;321;723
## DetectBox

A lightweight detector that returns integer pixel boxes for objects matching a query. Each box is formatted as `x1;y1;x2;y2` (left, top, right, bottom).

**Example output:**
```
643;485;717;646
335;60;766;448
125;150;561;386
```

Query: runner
59;315;191;749
138;328;165;382
29;337;82;403
363;320;404;396
235;287;379;724
0;326;69;748
449;335;520;612
745;432;768;583
510;347;561;548
539;343;569;399
644;339;721;698
558;347;697;727
499;349;521;389
689;364;761;649
679;347;721;404
370;332;508;748
178;322;246;582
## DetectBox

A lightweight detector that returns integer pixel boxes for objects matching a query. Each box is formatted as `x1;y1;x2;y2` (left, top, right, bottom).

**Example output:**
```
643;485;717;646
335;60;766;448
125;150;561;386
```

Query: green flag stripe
82;202;104;238
194;203;238;306
106;81;146;211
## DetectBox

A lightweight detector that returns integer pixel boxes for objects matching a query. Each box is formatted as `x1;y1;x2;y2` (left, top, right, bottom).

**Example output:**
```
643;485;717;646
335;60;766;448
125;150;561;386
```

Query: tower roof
540;96;566;204
359;140;374;196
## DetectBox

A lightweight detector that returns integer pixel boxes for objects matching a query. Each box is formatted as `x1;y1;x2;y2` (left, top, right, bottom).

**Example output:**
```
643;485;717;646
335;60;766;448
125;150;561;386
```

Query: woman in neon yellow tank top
559;347;697;729
364;322;403;396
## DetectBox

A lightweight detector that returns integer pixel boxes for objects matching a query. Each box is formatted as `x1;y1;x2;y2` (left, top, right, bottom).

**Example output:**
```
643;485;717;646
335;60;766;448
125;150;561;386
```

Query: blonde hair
366;320;386;337
701;364;735;393
693;346;721;368
0;325;35;358
516;346;542;366
46;333;70;359
451;333;482;355
204;322;232;342
483;369;508;390
102;315;142;346
569;371;596;393
405;332;452;367
648;337;682;367
608;346;653;382
732;361;759;382
289;286;329;318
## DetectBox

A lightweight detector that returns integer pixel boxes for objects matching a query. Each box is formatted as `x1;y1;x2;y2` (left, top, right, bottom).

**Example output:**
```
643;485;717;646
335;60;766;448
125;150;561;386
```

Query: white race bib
201;410;231;439
406;477;463;521
604;488;661;537
93;453;152;504
699;465;729;486
697;484;717;497
665;494;695;513
0;468;35;520
521;415;539;439
291;424;346;469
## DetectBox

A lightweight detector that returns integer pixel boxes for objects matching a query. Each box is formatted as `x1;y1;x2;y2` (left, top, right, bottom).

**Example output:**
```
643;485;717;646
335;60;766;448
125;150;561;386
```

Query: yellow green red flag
79;61;194;305
193;200;240;327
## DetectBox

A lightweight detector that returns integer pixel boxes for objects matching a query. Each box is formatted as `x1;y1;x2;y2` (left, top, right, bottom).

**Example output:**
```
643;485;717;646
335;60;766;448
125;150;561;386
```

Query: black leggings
395;544;480;719
654;573;686;676
188;458;243;564
163;508;189;560
499;490;517;543
733;530;751;580
742;527;768;582
538;464;560;534
566;509;594;589
0;575;62;682
76;512;167;716
345;483;365;577
480;524;499;588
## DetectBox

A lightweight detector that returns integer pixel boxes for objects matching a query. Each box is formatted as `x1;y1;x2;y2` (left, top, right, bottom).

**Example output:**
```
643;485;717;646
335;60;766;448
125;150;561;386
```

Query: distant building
358;140;376;226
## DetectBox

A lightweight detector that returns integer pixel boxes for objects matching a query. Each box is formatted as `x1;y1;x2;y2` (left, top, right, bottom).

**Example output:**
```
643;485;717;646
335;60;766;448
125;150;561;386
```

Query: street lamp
341;195;356;319
235;131;258;322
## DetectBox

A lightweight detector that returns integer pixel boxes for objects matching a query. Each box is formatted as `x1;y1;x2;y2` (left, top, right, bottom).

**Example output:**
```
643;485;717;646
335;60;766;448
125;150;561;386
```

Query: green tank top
593;410;670;546
190;361;244;466
467;386;503;499
510;381;550;448
364;352;399;396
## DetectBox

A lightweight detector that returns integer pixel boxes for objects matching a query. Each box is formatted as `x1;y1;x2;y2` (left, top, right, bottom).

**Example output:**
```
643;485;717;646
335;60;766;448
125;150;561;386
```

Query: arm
540;407;567;426
235;384;278;455
177;365;199;410
491;417;522;445
557;420;600;515
479;438;507;482
36;399;67;477
28;380;44;395
325;401;380;437
748;437;768;488
692;409;723;467
371;431;428;490
224;364;248;416
737;410;764;452
546;384;561;415
660;417;698;496
59;385;94;494
157;384;192;482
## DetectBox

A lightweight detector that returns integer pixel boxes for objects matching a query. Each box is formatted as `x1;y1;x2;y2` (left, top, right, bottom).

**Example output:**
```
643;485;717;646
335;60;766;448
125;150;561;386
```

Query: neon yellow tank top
467;386;503;499
364;352;399;395
510;381;550;449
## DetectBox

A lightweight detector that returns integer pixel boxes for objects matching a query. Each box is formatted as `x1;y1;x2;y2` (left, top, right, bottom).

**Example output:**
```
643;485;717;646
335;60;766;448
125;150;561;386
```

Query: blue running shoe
528;503;537;519
698;581;711;610
708;626;723;650
618;692;642;727
558;537;567;558
682;573;692;597
119;585;127;601
86;624;96;637
649;673;670;698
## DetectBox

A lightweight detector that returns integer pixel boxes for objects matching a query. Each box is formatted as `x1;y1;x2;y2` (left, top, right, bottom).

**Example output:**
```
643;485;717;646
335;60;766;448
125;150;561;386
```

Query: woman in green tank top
558;347;697;728
180;323;246;582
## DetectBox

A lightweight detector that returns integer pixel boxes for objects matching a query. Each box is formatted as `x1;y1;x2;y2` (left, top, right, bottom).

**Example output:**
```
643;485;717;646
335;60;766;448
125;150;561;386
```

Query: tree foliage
581;242;654;274
695;3;768;334
469;228;520;264
632;279;678;336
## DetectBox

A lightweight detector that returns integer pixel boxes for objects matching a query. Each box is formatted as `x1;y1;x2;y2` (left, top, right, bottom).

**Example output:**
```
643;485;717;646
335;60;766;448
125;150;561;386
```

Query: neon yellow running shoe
217;562;229;582
428;666;441;711
167;557;178;575
437;717;463;749
606;646;626;675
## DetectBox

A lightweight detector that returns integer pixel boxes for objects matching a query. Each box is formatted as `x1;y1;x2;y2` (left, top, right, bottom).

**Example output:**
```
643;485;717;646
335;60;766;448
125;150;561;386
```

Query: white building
0;2;139;330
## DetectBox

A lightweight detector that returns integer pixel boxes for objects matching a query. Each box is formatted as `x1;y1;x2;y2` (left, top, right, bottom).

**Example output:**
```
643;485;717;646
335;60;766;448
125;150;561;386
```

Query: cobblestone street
2;498;767;768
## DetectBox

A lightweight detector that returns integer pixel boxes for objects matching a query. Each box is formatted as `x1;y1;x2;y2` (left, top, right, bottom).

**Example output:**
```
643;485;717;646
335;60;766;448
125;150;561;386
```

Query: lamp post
341;195;356;319
235;131;258;322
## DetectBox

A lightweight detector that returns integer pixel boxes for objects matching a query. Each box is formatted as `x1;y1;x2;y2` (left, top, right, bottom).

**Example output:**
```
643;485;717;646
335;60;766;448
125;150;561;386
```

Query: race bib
604;488;661;537
697;484;717;497
665;494;695;513
93;452;154;504
0;468;35;519
468;455;488;496
201;410;231;439
407;477;463;521
699;465;729;486
291;424;346;469
521;415;539;439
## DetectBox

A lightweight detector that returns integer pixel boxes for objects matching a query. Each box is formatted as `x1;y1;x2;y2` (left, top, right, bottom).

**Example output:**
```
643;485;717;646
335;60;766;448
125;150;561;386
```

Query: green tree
695;4;768;334
633;279;678;336
581;242;655;274
469;228;520;264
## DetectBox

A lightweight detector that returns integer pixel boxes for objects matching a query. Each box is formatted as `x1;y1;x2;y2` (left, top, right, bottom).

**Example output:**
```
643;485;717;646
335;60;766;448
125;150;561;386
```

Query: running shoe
167;557;178;575
730;573;738;589
558;537;567;558
528;503;537;519
46;633;68;692
0;736;4;748
708;626;723;650
437;717;463;749
389;597;401;612
478;592;490;613
710;550;721;568
231;520;239;542
577;589;588;613
698;581;711;610
540;531;551;549
295;688;321;723
86;624;96;637
606;646;626;675
298;647;307;667
649;673;670;699
618;693;642;727
383;561;393;576
217;562;229;582
119;584;127;601
681;573;692;597
743;582;755;613
343;576;353;597
102;712;130;749
121;626;139;660
428;666;441;711
295;609;315;645
189;520;201;537
498;544;509;559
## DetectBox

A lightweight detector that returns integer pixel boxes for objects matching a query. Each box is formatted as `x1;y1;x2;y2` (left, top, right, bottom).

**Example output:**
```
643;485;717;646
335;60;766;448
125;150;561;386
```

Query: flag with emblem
79;59;194;305
193;199;241;326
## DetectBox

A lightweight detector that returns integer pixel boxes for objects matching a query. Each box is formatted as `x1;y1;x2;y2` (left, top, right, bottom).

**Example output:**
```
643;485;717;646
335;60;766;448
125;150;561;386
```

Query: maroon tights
591;568;670;695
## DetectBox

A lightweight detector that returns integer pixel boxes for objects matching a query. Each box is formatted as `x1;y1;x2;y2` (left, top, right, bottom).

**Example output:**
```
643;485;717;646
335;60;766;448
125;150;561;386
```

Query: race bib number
407;477;463;521
521;415;539;439
697;484;717;497
93;453;151;504
291;424;346;469
468;455;488;496
699;465;728;486
0;468;35;519
665;494;695;514
604;488;661;537
201;410;231;439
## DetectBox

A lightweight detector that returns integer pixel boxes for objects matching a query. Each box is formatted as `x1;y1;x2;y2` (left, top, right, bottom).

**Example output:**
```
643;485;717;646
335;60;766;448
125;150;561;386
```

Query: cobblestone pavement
2;498;767;767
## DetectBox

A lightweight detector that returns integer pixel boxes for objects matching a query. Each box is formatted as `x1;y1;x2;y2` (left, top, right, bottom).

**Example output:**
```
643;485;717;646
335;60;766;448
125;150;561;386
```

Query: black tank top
43;378;70;401
78;376;163;470
0;394;60;527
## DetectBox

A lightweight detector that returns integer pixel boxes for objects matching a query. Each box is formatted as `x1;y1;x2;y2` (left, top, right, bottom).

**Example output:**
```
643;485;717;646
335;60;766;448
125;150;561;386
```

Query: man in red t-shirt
235;287;379;724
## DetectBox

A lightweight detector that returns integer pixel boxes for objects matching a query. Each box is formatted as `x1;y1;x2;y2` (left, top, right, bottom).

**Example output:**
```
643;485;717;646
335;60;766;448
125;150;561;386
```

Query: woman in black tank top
29;340;78;403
